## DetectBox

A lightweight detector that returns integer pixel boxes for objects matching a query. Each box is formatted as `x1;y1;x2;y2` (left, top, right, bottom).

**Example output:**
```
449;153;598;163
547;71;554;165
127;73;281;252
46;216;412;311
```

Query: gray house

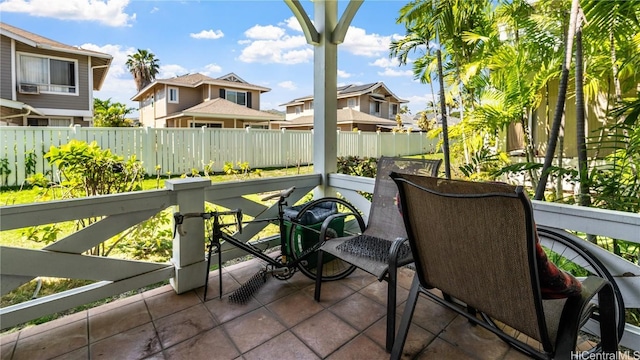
0;22;112;126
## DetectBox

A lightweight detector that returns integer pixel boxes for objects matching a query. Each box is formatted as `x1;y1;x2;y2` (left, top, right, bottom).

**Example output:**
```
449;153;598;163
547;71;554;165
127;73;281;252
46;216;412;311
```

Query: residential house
0;22;112;126
278;82;407;131
131;73;283;128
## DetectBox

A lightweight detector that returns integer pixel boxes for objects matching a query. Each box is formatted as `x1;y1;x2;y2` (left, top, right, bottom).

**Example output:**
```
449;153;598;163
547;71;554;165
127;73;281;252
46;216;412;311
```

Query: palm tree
533;0;581;200
126;49;160;92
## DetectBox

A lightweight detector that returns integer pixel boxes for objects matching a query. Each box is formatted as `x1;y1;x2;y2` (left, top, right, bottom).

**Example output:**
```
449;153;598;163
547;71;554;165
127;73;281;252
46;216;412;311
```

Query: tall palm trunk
534;0;581;200
575;22;590;208
437;48;451;179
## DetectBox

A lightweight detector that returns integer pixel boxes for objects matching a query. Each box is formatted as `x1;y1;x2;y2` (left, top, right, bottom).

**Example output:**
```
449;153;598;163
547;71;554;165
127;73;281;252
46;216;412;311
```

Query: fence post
165;178;211;294
280;128;288;168
140;127;152;175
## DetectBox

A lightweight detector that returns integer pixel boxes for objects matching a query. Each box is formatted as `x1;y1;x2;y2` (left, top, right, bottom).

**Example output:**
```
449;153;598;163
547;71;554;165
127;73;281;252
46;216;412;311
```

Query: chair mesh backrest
392;173;544;343
365;157;442;242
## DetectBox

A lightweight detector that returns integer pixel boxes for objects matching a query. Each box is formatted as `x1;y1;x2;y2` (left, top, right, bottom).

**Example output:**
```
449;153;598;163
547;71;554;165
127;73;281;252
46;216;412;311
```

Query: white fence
0;126;438;186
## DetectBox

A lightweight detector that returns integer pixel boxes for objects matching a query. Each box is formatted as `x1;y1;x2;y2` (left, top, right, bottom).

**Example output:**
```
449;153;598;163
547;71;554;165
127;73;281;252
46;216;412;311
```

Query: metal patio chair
389;173;619;359
314;156;442;352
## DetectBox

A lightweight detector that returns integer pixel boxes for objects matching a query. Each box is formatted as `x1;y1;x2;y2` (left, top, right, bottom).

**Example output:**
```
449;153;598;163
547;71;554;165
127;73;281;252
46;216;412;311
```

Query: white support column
165;178;211;294
312;0;339;197
284;0;363;197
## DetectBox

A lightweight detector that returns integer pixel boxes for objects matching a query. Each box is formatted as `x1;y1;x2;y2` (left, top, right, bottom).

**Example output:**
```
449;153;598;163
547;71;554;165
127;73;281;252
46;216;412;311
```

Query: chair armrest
554;276;619;355
384;237;411;280
318;211;366;241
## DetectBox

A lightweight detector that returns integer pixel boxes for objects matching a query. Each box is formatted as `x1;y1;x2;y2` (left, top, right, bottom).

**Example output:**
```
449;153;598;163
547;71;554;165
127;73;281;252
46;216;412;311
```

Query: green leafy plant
24;150;37;177
0;157;11;187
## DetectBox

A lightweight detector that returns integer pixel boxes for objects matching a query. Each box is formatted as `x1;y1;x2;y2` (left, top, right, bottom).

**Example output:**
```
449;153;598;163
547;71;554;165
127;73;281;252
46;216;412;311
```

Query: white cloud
283;16;303;32
406;94;438;113
239;34;312;64
378;68;413;77
80;43;137;109
0;0;136;27
190;29;224;40
337;70;352;79
159;64;189;79
150;6;159;14
369;57;401;68
202;63;222;75
244;24;285;40
278;81;297;90
342;26;399;57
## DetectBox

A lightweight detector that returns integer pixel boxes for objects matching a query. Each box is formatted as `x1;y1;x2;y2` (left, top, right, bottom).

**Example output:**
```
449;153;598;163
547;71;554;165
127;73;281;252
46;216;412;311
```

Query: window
294;105;302;114
168;87;179;103
226;90;246;106
370;101;381;115
247;123;269;129
306;101;314;110
390;103;399;119
19;54;77;94
27;117;72;126
347;98;358;108
191;122;222;128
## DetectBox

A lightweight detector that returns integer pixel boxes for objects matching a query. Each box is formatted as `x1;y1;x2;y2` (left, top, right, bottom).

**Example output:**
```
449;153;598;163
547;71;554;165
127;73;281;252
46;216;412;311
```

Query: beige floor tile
338;268;378;292
302;280;355;307
439;316;510;360
154;304;217;348
415;338;476;360
291;310;358;358
396;295;458;335
205;294;262;324
223;307;286;353
266;291;324;327
88;293;144;316
326;334;388;360
242;331;319;360
144;290;201;320
164;327;239;360
89;299;151;342
89;322;161;360
18;311;87;339
329;292;386;331
13;320;87;360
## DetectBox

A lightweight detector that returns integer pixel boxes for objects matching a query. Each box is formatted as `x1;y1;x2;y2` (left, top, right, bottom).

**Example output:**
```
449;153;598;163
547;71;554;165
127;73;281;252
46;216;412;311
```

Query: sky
0;0;437;116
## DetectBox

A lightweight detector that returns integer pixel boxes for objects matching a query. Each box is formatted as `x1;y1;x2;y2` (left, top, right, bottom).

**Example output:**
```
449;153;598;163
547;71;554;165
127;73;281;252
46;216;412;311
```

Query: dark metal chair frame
313;156;442;352
390;173;619;359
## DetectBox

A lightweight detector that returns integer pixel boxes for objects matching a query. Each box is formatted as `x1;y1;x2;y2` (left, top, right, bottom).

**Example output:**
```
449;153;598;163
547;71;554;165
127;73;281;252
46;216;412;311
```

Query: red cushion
535;229;582;299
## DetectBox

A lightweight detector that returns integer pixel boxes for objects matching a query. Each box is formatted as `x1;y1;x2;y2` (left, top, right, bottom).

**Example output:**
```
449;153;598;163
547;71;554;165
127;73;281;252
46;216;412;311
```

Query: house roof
132;72;270;101
280;82;408;106
0;22;112;90
278;108;398;128
166;98;284;122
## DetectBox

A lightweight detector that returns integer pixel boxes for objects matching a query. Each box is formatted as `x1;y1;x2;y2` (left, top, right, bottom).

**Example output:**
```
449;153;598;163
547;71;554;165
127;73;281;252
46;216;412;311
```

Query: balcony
1;174;639;359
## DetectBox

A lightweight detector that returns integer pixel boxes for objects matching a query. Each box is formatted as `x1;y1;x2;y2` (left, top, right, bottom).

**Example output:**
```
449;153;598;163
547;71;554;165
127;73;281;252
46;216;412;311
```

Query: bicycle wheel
481;226;625;358
287;197;364;281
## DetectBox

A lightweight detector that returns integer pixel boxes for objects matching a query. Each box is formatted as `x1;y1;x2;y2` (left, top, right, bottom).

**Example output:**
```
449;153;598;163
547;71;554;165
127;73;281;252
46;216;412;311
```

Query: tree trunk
437;49;451;179
534;0;580;200
575;24;590;208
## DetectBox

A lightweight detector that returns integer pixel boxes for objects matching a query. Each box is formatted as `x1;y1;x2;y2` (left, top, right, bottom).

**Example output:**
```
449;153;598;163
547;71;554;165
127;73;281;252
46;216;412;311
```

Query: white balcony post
165;178;211;293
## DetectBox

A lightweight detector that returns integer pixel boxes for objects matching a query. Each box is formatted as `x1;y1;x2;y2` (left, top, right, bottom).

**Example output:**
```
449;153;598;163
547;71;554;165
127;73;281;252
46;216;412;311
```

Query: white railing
0;174;321;329
1;174;637;351
0;127;437;186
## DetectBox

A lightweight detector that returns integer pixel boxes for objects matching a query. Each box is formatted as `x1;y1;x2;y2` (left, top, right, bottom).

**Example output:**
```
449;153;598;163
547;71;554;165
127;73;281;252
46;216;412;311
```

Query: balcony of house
1;174;639;359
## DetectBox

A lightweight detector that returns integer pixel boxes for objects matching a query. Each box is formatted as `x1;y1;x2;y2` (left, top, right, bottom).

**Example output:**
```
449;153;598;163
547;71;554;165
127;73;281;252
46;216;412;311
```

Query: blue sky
0;0;436;115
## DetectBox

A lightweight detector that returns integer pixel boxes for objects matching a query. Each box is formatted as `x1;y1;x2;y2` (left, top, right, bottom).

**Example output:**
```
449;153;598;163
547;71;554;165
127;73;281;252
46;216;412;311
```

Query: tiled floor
0;258;574;360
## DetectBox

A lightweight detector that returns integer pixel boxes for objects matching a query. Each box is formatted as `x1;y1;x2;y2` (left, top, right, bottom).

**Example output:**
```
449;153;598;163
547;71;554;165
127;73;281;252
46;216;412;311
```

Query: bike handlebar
260;186;295;202
173;209;243;237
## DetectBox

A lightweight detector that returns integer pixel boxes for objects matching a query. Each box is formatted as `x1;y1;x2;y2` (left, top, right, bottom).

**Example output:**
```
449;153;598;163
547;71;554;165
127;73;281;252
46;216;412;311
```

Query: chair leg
390;275;420;360
314;250;324;302
386;265;398;352
598;283;619;354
